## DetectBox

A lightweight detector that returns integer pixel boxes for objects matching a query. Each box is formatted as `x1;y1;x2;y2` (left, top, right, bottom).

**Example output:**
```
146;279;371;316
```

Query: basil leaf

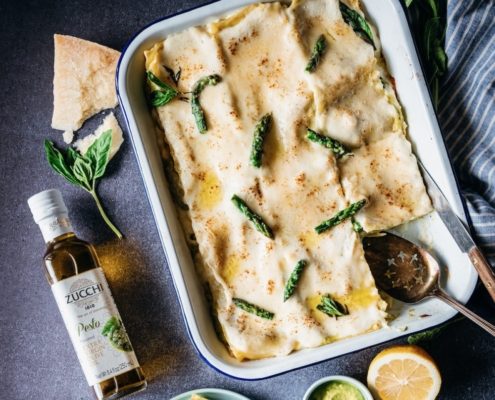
150;90;178;107
317;294;349;318
66;147;80;166
85;130;112;180
72;156;93;191
339;2;375;49
165;66;181;85
146;71;178;107
44;140;80;186
43;138;123;239
426;0;438;17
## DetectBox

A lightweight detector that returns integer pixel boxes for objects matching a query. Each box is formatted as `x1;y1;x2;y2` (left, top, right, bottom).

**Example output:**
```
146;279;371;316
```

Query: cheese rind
52;34;120;133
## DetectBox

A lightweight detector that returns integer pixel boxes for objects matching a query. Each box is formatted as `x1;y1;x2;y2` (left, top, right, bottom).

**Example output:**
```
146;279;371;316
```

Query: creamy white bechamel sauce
145;0;432;360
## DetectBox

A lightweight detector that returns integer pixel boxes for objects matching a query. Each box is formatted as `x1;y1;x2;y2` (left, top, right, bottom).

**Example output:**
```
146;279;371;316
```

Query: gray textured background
1;0;494;399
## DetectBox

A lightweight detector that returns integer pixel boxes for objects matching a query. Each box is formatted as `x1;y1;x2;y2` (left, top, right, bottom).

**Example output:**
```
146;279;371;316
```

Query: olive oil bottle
28;189;147;399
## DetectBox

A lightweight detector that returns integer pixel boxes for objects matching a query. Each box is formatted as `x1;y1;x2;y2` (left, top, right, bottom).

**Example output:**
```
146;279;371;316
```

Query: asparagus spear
231;194;274;239
250;113;272;168
233;298;274;320
191;74;222;133
339;1;375;49
305;34;327;73
284;260;308;301
306;128;350;158
317;294;349;318
351;218;363;233
315;199;366;234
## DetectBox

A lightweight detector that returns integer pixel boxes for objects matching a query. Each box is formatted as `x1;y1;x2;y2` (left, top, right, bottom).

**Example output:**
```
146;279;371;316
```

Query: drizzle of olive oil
144;42;164;79
322;336;337;345
197;171;222;210
337;287;380;311
300;230;320;249
221;254;240;285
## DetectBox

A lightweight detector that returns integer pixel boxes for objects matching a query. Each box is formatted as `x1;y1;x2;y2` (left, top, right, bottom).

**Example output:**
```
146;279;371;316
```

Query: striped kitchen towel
437;0;495;263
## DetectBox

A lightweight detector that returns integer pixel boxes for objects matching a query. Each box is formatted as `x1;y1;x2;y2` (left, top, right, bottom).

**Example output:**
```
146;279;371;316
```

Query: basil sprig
317;294;349;318
44;131;123;239
339;1;375;49
146;71;179;107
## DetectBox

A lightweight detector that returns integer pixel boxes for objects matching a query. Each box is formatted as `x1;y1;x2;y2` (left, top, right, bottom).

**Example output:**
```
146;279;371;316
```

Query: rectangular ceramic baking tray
117;0;478;379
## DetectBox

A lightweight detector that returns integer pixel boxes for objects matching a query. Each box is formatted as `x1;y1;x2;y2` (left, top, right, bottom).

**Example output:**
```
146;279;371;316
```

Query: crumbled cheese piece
74;112;123;160
63;130;74;144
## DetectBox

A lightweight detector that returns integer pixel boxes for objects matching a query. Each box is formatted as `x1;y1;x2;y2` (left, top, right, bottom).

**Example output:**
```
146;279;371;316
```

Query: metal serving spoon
363;233;495;336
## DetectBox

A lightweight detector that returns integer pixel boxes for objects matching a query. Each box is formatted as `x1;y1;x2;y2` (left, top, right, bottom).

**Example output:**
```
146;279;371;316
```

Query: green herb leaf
146;71;179;107
405;0;447;109
44;139;123;239
164;65;181;85
315;199;367;234
233;298;274;320
339;1;375;49
426;0;438;17
306;128;350;158
284;260;307;301
231;194;274;239
407;317;462;344
305;34;327;73
317;294;349;318
44;140;80;186
71;156;93;191
191;74;222;133
85;130;112;180
250;113;272;168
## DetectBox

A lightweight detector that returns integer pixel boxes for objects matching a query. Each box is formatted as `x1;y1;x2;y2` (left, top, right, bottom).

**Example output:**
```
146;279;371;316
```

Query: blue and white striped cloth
437;0;495;262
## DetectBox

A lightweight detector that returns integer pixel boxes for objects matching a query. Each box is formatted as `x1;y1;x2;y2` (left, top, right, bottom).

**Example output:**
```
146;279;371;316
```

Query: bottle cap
28;189;68;223
28;189;73;242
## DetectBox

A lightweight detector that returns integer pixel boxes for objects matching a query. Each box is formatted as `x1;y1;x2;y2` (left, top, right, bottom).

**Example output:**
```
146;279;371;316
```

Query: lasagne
145;0;432;360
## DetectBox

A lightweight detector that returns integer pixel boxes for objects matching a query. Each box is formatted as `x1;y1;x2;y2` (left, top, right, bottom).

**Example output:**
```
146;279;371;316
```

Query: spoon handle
435;289;495;336
468;246;495;303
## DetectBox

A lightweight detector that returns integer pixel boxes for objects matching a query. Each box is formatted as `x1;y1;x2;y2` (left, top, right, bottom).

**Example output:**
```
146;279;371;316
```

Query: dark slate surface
1;1;494;399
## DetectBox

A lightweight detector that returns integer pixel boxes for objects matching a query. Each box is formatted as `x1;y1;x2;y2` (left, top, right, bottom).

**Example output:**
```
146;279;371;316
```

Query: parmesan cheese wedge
74;112;123;160
52;34;120;137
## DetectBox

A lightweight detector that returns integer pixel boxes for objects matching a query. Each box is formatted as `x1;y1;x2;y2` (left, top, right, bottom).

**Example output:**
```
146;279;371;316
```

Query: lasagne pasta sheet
145;0;431;360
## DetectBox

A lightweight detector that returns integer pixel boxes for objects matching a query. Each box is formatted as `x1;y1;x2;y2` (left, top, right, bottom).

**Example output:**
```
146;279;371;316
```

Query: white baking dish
116;0;478;379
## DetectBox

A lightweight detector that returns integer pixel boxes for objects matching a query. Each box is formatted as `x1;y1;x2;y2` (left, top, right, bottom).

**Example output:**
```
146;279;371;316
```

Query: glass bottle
28;189;147;399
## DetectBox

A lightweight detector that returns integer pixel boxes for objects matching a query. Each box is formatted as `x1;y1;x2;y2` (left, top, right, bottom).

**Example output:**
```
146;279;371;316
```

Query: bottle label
51;268;140;386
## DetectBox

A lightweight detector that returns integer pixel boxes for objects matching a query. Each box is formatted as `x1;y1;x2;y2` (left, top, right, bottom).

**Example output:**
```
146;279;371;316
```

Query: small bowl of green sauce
304;375;373;400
